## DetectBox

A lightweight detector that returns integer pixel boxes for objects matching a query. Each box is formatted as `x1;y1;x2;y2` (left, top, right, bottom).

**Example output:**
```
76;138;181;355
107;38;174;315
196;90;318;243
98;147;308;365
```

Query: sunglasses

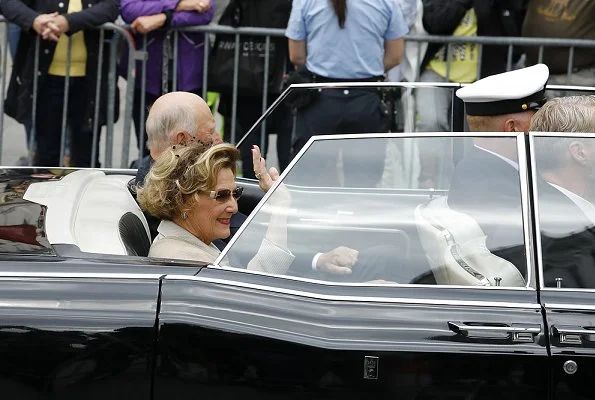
207;187;244;202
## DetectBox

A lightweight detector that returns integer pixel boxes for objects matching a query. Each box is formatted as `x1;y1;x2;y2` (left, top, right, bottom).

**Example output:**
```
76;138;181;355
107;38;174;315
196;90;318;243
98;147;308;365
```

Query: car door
153;133;549;400
531;132;595;400
0;174;172;400
0;262;163;400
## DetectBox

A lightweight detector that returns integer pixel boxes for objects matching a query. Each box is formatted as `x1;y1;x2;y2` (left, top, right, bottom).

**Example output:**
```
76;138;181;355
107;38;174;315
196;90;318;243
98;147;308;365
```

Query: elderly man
132;92;235;245
447;63;550;277
135;91;223;185
530;95;595;288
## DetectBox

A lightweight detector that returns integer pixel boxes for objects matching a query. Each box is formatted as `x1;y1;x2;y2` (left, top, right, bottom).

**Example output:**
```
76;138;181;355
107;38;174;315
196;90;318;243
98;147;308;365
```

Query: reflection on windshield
534;136;595;289
223;136;528;287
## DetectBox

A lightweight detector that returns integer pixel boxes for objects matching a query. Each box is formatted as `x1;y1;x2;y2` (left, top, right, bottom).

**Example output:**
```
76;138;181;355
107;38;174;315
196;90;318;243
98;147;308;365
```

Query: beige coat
149;220;294;274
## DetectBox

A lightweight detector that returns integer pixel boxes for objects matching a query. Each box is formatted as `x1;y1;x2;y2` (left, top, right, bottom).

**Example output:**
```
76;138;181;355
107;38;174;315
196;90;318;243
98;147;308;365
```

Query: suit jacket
447;147;526;275
538;182;595;289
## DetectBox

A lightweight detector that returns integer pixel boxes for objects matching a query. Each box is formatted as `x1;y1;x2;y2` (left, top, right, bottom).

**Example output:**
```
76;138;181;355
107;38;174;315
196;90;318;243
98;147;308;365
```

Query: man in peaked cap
446;64;550;278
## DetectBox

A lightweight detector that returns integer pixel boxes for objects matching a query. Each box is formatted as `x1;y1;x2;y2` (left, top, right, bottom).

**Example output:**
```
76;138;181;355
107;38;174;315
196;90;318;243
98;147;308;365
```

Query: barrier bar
104;35;118;168
230;33;240;144
91;28;105;169
260;35;271;152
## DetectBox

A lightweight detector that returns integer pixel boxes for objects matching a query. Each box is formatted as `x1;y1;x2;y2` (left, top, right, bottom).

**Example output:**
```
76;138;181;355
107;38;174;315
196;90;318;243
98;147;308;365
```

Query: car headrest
119;212;151;256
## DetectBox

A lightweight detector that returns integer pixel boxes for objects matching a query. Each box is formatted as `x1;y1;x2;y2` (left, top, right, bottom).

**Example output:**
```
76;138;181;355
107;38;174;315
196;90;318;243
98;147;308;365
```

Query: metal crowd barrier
0;18;135;167
3;19;595;168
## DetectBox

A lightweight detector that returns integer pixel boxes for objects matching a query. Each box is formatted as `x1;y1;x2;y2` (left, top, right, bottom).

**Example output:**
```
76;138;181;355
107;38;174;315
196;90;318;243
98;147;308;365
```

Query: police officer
285;0;408;187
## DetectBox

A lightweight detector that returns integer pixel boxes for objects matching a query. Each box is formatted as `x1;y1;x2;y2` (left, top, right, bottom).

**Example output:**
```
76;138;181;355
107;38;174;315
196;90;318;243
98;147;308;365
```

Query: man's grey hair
530;95;595;133
145;101;199;152
531;96;595;171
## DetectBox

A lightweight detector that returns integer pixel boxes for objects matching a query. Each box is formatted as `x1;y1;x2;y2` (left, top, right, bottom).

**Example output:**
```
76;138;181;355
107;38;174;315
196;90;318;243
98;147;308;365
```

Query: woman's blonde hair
137;142;240;220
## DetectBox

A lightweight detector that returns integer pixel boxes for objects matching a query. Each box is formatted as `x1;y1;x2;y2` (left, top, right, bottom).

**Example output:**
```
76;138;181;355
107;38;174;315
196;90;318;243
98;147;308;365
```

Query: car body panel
154;270;547;400
0;272;160;399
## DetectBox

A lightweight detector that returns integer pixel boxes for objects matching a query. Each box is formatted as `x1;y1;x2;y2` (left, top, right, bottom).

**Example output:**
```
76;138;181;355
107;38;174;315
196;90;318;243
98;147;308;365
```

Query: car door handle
448;321;541;343
551;325;595;344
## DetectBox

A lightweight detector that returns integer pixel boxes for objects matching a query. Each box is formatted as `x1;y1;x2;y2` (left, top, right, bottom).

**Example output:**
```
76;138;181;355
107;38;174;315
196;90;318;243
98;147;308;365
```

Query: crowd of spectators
0;0;593;175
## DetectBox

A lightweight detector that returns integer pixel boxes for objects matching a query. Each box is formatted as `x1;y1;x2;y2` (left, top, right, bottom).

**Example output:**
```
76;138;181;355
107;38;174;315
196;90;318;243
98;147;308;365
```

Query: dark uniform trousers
291;88;388;187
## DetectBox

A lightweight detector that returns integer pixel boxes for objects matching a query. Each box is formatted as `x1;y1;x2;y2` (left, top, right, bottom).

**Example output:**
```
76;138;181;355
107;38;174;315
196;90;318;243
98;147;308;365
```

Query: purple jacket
120;0;214;95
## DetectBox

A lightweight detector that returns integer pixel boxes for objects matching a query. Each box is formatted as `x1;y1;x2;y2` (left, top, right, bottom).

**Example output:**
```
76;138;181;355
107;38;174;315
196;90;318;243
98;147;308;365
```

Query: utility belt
311;73;386;84
283;67;386;109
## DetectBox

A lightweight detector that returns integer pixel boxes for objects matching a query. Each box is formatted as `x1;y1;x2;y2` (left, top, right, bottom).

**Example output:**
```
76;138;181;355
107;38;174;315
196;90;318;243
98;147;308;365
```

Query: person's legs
7;23;20;60
340;89;388;187
8;24;33;163
290;92;342;186
34;76;65;167
68;78;100;167
415;69;453;188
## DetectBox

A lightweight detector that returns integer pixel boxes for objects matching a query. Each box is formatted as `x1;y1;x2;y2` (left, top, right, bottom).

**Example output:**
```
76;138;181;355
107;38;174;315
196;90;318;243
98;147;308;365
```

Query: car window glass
533;135;595;289
221;135;529;288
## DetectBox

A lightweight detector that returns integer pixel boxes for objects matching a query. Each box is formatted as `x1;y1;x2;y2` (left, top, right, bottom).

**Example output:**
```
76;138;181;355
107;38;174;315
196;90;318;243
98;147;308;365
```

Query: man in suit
447;63;550;277
530;95;595;288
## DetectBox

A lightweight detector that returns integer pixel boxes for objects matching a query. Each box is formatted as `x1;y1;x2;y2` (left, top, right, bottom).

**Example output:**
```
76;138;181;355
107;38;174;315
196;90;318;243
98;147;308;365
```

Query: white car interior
415;196;525;287
23;170;150;256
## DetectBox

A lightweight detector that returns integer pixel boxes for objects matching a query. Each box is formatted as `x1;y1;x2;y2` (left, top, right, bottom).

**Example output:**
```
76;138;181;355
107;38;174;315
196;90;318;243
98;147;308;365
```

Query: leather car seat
24;170;151;256
414;196;525;287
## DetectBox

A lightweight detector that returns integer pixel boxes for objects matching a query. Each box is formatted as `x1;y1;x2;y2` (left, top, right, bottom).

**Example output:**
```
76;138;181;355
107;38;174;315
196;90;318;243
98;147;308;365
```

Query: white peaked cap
456;64;550;116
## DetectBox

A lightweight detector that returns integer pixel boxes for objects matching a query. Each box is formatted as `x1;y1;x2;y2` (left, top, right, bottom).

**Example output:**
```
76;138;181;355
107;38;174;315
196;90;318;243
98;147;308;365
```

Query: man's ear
175;131;188;145
503;118;516;132
569;141;588;165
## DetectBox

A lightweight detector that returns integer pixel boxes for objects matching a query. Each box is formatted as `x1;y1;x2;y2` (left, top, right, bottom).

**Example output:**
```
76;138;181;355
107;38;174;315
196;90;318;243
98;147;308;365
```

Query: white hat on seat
456;64;550;116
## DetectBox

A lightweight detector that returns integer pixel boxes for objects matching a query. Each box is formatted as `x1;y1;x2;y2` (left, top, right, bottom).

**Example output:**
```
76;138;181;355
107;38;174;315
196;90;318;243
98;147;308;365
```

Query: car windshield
218;132;530;288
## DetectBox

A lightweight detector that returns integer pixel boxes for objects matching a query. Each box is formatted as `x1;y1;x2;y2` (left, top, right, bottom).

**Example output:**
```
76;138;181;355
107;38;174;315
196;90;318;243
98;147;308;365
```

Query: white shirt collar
474;145;519;170
548;182;595;225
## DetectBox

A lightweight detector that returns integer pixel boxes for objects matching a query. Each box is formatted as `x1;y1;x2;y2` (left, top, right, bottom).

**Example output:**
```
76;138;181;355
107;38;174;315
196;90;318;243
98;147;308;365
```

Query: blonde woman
137;143;294;275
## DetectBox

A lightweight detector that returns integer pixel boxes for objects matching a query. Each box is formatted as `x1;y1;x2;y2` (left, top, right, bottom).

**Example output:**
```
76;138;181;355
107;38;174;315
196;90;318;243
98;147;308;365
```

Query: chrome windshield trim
287;81;462;90
163;274;539;308
541;287;595;293
531;131;595;139
204;263;536;290
528;133;545;289
544;303;595;311
516;133;535;288
0;272;164;279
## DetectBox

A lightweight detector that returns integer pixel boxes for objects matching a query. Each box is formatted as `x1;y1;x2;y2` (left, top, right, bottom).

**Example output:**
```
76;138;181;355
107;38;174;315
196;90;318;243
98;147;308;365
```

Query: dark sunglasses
207;187;243;202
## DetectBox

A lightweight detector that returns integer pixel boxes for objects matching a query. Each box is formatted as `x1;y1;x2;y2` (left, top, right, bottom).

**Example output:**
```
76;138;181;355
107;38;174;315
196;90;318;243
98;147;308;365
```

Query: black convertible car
1;84;594;399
